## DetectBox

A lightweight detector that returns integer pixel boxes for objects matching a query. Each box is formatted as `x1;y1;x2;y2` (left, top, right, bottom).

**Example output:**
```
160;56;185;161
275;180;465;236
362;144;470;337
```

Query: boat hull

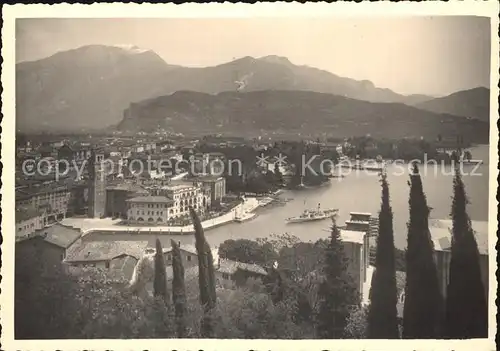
286;216;331;224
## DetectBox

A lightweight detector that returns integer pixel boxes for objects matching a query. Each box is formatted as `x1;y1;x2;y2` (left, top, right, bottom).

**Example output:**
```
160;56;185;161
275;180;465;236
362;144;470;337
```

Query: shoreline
62;196;264;236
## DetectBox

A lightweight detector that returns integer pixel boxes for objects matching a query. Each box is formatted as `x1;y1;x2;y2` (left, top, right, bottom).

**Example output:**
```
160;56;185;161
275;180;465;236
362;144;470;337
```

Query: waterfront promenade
61;197;260;236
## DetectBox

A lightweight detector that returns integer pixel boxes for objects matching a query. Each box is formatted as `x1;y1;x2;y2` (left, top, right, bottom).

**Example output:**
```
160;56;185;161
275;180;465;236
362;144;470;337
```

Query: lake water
92;145;491;251
198;145;490;250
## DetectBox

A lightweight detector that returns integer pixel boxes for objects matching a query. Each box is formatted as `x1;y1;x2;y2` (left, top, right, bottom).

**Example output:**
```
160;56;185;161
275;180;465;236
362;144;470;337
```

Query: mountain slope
157;55;433;104
117;90;488;142
16;46;435;132
415;87;490;122
16;45;177;132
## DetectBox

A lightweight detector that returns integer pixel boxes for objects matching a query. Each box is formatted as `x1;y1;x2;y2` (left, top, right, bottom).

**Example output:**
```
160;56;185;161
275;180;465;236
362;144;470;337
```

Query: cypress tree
152;238;172;338
171;239;188;338
153;238;169;303
316;218;359;338
189;207;217;338
402;163;441;338
367;172;399;338
444;168;487;338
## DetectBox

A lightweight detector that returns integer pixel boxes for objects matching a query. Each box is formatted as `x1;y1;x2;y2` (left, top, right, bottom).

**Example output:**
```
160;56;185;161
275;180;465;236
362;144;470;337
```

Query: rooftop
126;196;174;204
145;242;198;256
67;256;139;283
217;259;267;276
64;240;148;263
430;218;488;255
31;223;82;248
107;182;148;193
162;183;195;191
16;183;69;199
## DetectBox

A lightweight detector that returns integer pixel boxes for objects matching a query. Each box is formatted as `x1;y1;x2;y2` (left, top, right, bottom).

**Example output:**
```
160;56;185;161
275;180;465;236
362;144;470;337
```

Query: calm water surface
94;145;490;250
204;145;490;250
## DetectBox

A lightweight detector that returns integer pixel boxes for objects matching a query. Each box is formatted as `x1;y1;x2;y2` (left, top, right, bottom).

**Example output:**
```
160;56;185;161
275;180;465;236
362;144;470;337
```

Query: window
105;261;110;269
187;255;192;262
167;254;172;260
222;273;229;280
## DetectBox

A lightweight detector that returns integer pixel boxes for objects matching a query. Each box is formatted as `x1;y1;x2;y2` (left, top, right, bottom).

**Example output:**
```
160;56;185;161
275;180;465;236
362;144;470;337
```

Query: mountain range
117;90;488;142
16;45;490;138
414;87;490;123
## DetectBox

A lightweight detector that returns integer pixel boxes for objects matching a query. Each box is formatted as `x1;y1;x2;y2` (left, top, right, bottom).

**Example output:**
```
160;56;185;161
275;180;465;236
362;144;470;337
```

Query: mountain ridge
414;87;490;122
16;45;486;132
117;90;488;142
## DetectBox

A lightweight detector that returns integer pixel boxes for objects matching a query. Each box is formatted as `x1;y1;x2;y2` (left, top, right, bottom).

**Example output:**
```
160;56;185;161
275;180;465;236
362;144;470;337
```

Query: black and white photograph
1;2;498;350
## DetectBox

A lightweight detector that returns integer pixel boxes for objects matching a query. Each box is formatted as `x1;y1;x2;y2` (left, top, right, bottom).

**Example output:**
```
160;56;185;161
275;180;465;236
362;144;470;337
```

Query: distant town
16;131;478;234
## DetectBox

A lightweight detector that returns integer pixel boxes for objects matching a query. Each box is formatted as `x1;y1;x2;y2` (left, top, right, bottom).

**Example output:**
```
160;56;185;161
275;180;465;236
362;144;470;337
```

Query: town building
106;182;149;219
126;196;175;224
64;240;149;270
195;176;226;207
345;211;377;277
340;229;366;297
148;181;209;220
216;259;267;289
15;206;44;239
36;144;58;159
67;181;89;216
67;254;142;286
215;258;268;289
430;219;489;302
16;183;71;224
338;212;379;300
87;152;107;218
164;244;198;269
145;242;199;269
16;223;82;263
57;143;92;164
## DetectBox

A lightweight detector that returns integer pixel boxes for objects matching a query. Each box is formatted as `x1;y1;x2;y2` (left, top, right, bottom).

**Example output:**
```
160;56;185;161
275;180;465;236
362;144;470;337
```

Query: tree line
367;164;487;338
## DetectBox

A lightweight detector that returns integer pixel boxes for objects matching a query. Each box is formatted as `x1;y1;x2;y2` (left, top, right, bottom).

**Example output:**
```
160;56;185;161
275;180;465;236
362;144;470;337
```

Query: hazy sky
16;17;490;96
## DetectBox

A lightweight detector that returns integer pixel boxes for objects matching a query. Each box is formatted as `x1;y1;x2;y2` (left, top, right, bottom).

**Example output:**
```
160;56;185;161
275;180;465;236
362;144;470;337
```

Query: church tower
87;150;107;218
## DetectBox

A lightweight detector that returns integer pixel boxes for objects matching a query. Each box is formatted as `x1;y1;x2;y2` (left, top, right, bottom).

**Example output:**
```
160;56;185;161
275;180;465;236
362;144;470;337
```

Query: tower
87;150;107;218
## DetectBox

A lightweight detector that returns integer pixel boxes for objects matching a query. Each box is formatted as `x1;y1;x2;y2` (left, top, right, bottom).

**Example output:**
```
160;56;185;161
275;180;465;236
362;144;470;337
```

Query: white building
15;206;45;239
162;182;208;219
126;196;175;224
149;181;210;219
